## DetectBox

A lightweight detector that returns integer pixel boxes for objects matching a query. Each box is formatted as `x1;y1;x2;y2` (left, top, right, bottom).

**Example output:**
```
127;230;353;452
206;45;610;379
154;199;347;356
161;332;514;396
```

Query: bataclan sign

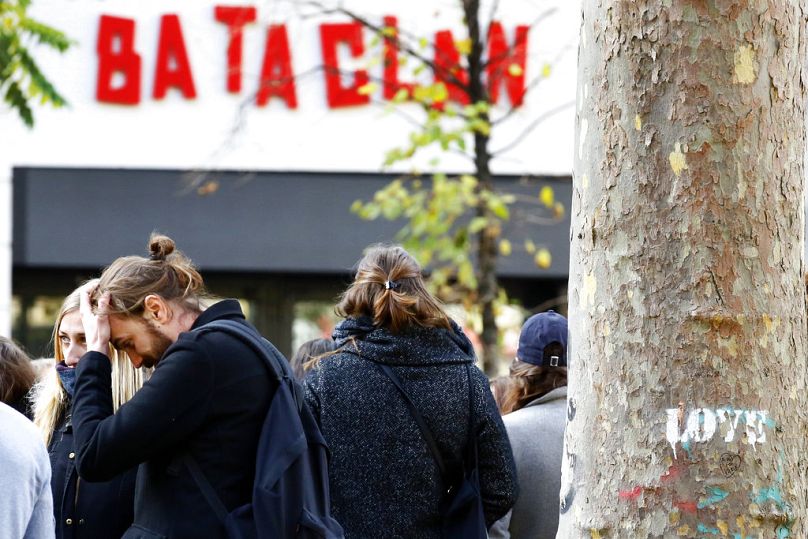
96;6;530;109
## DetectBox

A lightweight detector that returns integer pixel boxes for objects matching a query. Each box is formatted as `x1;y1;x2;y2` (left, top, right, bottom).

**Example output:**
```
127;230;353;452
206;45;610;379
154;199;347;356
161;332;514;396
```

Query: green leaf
488;196;510;220
357;82;378;96
469;217;488;233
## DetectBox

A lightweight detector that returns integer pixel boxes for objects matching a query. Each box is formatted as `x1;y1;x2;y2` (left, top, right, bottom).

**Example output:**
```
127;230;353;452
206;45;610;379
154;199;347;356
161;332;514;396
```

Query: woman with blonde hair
304;244;517;538
31;280;146;539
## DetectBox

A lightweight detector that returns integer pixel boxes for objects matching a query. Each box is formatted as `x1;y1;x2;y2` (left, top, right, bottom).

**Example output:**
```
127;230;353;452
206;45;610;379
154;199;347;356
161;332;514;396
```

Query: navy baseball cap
517;310;568;367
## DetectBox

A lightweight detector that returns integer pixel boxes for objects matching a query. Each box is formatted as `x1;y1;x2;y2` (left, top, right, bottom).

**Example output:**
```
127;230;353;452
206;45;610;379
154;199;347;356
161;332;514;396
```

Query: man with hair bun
71;233;276;538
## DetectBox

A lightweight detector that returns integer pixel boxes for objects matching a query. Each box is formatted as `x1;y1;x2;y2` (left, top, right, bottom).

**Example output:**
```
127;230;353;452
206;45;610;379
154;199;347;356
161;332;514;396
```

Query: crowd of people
0;234;570;539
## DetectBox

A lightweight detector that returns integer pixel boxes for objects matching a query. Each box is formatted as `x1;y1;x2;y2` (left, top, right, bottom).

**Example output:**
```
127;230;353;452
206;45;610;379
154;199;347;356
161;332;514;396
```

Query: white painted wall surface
0;0;582;335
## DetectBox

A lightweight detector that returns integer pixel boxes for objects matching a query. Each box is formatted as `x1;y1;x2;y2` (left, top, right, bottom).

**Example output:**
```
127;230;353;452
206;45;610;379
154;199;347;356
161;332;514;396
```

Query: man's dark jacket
304;316;518;539
72;300;275;539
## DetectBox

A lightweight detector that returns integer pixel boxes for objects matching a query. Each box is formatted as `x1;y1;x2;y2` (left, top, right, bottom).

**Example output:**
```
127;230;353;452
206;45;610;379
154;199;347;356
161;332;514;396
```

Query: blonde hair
31;280;149;446
92;233;206;317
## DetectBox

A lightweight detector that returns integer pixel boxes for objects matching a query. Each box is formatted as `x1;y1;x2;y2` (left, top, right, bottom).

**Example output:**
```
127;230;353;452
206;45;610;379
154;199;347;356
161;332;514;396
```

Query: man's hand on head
79;282;112;357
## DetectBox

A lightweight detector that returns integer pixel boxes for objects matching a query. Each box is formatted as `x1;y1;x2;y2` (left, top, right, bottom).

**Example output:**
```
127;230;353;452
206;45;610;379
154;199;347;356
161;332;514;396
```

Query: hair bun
148;233;176;261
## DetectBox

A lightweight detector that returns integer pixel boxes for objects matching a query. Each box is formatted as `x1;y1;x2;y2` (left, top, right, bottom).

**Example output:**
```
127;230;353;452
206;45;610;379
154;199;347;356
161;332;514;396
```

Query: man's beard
141;321;174;368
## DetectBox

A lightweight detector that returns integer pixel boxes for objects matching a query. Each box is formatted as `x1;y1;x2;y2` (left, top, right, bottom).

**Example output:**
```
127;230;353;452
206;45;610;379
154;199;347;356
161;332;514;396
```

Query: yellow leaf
508;63;524;77
499;239;512;256
539;186;554;207
455;38;472;56
535;249;552;269
524;239;536;254
553;201;565;219
393;88;409;103
357;82;378;96
431;83;449;103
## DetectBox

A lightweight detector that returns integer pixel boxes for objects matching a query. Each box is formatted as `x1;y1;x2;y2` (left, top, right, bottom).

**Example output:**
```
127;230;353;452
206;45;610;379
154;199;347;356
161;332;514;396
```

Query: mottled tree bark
560;1;808;537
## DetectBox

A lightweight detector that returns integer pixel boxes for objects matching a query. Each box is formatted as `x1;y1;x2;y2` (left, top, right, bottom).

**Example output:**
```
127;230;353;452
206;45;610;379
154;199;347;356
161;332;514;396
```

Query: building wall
1;0;583;336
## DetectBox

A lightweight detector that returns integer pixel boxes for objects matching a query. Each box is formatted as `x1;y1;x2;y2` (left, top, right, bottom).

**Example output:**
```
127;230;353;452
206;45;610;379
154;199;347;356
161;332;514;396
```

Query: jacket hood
332;316;476;366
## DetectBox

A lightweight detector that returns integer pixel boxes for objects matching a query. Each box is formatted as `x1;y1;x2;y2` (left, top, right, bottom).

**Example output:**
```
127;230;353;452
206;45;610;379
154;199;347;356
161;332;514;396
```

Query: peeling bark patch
634;114;642;131
733;45;757;84
669;142;688;176
579;118;589;160
582;273;597;308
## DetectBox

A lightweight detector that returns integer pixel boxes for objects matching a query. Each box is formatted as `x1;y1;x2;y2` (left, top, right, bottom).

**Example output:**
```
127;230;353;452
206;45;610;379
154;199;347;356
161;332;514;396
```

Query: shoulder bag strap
184;454;229;524
375;363;448;480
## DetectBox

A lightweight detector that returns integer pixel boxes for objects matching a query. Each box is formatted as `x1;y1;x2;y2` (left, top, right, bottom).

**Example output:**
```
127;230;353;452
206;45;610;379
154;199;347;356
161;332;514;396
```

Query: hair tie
385;280;400;291
149;253;163;261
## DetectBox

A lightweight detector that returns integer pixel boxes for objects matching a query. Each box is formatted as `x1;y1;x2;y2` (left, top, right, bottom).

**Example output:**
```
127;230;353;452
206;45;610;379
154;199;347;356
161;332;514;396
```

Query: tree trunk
464;0;499;375
560;2;808;537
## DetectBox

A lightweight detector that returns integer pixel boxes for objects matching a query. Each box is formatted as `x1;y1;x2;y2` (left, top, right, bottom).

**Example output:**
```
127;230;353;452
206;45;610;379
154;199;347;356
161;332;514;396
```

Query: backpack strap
182;319;292;524
184;453;229;523
200;319;305;411
375;363;474;484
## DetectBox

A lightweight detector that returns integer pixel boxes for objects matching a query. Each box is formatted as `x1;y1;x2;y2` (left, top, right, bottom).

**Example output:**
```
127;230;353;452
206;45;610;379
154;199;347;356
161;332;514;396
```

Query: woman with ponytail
30;281;146;539
304;244;517;538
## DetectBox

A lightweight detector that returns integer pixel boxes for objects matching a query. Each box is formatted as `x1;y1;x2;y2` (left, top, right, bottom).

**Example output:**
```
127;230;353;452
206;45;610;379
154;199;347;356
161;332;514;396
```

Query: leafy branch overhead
0;0;71;127
349;16;564;295
320;0;571;372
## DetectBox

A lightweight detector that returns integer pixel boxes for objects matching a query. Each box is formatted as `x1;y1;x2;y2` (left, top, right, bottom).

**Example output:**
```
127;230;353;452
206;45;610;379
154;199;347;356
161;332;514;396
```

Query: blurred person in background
0;336;37;418
305;245;517;538
290;337;336;380
30;281;146;539
489;310;568;539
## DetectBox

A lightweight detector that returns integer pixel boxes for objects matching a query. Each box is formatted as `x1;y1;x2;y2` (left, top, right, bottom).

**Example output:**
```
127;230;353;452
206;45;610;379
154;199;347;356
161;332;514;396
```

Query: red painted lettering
96;15;141;105
153;14;197;100
214;5;257;94
257;24;297;108
381;16;415;101
486;22;528;107
433;30;469;105
319;22;369;108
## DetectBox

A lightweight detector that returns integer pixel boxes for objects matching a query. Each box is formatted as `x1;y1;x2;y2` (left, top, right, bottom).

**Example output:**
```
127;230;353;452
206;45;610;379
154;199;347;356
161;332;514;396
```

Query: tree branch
490;99;574;156
301;0;472;94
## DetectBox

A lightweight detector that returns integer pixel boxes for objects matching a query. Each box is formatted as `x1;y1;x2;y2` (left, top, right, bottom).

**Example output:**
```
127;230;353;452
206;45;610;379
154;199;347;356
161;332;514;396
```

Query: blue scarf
55;362;76;398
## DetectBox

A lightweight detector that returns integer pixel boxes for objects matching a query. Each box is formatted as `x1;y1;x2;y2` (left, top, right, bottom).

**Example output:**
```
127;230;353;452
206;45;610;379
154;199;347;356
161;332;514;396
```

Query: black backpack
186;319;344;539
376;362;487;539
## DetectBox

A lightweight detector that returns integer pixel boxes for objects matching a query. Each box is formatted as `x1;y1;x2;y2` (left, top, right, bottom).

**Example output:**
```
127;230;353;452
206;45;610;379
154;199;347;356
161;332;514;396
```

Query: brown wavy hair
337;244;451;334
0;336;36;408
499;359;567;415
92;233;207;316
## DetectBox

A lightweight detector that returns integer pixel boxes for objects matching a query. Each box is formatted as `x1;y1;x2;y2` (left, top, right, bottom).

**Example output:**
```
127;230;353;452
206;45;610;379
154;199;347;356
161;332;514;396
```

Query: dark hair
337;244;451;333
93;233;207;316
0;337;36;411
489;376;512;415
290;338;337;380
499;359;567;415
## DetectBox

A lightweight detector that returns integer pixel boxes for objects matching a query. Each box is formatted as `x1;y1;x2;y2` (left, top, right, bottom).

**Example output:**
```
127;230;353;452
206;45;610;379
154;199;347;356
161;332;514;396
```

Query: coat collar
191;299;246;330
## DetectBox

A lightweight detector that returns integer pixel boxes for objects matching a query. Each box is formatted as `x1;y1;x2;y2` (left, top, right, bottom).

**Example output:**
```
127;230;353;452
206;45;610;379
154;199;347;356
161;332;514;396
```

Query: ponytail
337;245;451;333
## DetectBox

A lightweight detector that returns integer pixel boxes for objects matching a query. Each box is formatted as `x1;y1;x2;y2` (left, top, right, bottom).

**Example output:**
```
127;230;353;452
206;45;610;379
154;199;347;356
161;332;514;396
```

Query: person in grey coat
305;245;518;539
0;401;55;539
490;310;569;539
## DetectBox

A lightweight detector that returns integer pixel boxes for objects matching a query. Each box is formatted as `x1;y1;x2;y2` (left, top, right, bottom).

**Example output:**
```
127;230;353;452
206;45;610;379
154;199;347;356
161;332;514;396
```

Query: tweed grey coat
304;316;518;539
